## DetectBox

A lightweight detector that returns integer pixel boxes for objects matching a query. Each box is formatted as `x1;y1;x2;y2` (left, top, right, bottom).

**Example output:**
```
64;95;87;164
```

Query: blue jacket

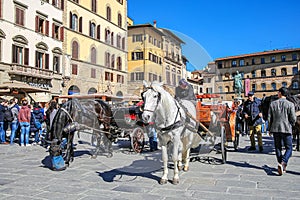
0;104;6;122
30;108;44;132
243;97;263;126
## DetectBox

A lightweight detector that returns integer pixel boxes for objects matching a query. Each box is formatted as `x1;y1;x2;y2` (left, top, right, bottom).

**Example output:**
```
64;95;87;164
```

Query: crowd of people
0;97;58;147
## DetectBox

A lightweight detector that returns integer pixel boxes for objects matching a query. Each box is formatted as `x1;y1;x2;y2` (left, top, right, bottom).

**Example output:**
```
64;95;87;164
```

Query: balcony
8;64;54;80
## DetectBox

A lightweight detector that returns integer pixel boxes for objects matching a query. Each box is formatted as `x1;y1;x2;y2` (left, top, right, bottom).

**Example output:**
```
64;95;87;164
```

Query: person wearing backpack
0;98;9;144
18;99;31;146
30;102;44;145
8;99;19;145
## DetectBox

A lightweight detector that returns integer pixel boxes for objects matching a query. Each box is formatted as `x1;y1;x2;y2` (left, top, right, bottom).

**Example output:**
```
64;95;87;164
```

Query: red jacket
18;106;31;123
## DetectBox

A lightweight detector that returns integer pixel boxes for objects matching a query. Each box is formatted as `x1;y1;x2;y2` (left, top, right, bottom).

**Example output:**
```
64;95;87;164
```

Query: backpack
4;107;14;122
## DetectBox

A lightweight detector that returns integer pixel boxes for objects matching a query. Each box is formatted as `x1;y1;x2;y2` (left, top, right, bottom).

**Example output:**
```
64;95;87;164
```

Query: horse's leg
160;145;168;185
172;139;181;185
182;148;191;172
65;132;74;166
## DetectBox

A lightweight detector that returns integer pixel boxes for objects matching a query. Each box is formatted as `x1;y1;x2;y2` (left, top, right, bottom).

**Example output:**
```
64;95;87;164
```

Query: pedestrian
268;87;296;175
30;102;44;145
0;98;9;144
45;100;58;140
243;91;264;152
8;99;19;145
18;99;31;146
148;122;158;152
175;78;196;104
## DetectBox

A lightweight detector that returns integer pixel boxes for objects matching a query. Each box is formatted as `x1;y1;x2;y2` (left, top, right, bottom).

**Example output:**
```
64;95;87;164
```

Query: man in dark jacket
175;79;196;104
268;87;296;175
243;91;264;152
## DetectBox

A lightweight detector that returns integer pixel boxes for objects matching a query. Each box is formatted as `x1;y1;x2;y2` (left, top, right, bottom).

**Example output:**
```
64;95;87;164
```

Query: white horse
142;81;201;184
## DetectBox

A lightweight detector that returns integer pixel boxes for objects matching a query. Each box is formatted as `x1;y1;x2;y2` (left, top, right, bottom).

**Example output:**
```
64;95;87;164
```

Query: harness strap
160;120;183;131
61;107;74;122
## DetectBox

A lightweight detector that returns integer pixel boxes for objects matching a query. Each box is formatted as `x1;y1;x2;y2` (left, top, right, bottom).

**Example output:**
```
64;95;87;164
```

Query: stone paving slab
0;134;299;199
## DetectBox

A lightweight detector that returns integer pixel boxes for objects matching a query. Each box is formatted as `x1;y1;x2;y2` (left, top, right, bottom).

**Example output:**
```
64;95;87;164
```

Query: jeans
34;129;42;143
20;122;30;145
0;122;6;143
273;133;293;165
10;122;18;144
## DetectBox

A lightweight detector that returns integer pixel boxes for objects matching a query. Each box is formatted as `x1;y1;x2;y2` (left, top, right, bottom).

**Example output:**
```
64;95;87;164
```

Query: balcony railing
9;64;54;79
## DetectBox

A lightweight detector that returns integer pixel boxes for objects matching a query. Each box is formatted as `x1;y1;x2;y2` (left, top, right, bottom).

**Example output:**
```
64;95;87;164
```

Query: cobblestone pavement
0;133;299;200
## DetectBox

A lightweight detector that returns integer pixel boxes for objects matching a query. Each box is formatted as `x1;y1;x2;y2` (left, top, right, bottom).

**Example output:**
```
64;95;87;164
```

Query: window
12;44;29;65
111;54;115;69
166;71;170;84
122;37;125;50
130;72;144;81
117;34;121;48
91;47;96;64
89;21;96;38
218;86;223;93
111;32;114;46
132;34;143;42
15;5;25;26
91;0;97;12
251;58;255;65
70;13;78;31
52;23;64;41
271;69;276;76
72;41;79;59
116;0;123;4
251;70;256;78
293;67;298;75
117;75;124;83
252;83;256;91
53;55;60;72
96;25;100;40
35;51;49;69
172;73;176;86
281;68;287;76
52;0;64;9
282;82;287;88
118;13;122;27
217;63;223;69
106;6;111;21
271;82;276;90
292;54;297;61
132;52;143;60
105;72;113;81
292;81;299;89
72;0;79;3
261;70;266;77
117;56;122;70
105;29;110;43
72;64;78;75
239;59;244;66
91;68;96;78
232;60;237;67
261;83;266;91
105;52;110;68
281;55;286;62
261;57;265;64
35;15;49;35
271;56;276;63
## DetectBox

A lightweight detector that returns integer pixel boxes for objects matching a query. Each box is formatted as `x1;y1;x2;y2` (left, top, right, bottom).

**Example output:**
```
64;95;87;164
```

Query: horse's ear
158;81;164;87
143;80;149;88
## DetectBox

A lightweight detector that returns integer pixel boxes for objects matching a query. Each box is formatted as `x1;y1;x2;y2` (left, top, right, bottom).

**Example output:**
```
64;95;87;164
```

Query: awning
0;81;50;94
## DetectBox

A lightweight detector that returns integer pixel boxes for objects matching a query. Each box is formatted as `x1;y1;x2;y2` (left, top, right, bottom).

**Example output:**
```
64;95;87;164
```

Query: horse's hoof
178;165;183;171
90;155;97;159
183;166;189;172
172;178;179;185
106;153;113;158
159;179;168;185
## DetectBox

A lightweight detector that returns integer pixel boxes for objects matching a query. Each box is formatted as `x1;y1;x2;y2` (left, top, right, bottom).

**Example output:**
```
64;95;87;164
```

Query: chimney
153;20;157;28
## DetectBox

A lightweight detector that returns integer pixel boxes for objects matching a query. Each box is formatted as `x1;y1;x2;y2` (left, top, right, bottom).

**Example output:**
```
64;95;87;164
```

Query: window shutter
45;20;49;36
45;54;49;69
89;21;91;36
61;0;64;10
12;45;16;63
52;23;54;38
60;27;64;41
69;12;72;29
79;17;82;32
35;16;39;32
97;25;100;40
24;48;29;65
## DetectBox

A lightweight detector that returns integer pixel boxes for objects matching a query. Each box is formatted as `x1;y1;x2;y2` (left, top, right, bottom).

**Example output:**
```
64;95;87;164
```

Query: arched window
281;68;287;76
118;13;122;27
293;67;298;75
68;85;80;95
88;87;97;94
106;6;111;21
251;70;256;78
271;68;276;76
90;22;96;38
271;82;276;90
111;32;114;45
105;51;110;67
105;29;110;43
225;86;230;93
72;41;79;59
71;13;78;31
117;56;122;70
261;70;266;77
261;83;266;91
91;47;96;64
282;82;287;88
218;86;223;93
111;54;115;69
91;0;97;12
292;81;299;89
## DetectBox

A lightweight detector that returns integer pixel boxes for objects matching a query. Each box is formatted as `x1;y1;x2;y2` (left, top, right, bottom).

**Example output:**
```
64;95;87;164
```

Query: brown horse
49;99;115;166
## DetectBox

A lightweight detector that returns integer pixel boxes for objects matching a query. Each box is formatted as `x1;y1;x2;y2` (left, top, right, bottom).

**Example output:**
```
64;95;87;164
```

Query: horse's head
141;81;164;123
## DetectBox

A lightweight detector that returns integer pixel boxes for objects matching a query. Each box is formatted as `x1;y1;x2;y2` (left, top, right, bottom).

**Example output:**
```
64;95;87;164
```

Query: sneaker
281;162;287;173
278;163;283;176
259;146;263;152
248;146;256;151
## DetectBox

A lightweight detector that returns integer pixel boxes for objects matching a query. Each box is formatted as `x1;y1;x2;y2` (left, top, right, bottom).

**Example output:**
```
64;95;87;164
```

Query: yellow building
214;48;300;100
62;0;128;96
127;22;186;95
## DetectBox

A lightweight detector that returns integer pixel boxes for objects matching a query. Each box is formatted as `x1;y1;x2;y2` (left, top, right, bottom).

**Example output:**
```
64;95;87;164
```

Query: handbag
32;113;42;129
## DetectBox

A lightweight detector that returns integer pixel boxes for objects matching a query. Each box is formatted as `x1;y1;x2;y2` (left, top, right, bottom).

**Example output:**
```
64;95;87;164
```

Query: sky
127;0;300;71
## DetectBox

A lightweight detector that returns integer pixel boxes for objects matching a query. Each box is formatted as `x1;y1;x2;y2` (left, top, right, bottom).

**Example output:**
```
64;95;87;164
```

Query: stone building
215;48;300;100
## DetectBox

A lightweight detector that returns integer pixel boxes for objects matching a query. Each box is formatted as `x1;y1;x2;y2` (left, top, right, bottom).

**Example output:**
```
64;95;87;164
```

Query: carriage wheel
220;126;227;164
130;127;145;153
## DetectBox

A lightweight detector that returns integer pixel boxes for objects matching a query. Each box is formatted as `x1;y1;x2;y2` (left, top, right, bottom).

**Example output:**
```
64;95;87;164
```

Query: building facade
62;0;128;96
215;48;300;100
0;0;64;102
127;22;186;95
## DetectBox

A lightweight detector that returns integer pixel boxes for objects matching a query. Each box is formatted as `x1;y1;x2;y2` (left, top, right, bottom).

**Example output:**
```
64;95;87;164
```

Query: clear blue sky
128;0;300;70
